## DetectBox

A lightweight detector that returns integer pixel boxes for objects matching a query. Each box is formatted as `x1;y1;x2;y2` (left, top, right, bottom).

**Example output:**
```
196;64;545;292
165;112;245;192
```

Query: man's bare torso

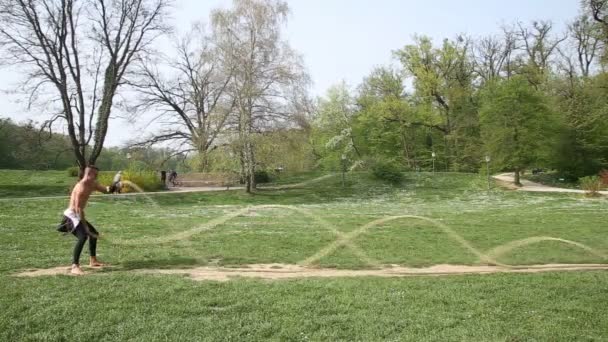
68;167;106;219
69;180;95;217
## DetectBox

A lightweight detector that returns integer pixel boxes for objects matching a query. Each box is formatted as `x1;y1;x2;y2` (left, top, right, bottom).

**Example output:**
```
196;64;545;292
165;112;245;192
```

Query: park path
493;173;608;195
0;174;336;201
9;172;604;201
0;185;245;202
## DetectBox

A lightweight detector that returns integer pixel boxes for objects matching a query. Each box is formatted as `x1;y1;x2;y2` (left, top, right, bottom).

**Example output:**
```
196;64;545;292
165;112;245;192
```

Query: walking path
6;172;604;201
0;174;336;201
0;186;245;201
493;173;608;195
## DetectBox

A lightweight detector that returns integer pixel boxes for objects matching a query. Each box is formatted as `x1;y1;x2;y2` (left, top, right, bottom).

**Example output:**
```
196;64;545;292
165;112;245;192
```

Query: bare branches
516;21;567;72
474;35;510;81
588;0;608;25
211;0;309;191
0;0;86;165
0;0;171;171
128;24;234;168
129;130;192;148
567;14;603;77
88;0;171;163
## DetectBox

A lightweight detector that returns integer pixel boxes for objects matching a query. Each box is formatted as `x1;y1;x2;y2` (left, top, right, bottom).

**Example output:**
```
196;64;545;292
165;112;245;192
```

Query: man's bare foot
89;257;106;267
71;265;85;275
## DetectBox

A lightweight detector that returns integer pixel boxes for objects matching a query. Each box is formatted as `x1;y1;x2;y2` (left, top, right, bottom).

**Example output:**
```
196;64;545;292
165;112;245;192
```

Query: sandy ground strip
14;263;608;281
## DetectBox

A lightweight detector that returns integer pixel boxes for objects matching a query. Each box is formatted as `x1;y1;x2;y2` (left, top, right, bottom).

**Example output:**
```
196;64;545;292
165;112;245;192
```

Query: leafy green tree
479;77;559;185
0;118;74;170
311;82;361;170
394;36;480;171
355;67;417;168
553;75;608;178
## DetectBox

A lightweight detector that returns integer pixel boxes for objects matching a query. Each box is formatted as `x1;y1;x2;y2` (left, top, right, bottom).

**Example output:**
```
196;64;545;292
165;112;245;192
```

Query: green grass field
1;171;607;341
0;169;75;197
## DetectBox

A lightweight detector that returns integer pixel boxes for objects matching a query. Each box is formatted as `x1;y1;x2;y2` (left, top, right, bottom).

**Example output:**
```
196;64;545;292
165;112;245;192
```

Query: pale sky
0;0;580;146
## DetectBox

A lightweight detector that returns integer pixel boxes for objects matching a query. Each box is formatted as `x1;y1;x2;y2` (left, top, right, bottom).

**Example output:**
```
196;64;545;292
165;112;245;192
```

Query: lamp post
341;154;347;187
431;152;436;173
485;155;491;192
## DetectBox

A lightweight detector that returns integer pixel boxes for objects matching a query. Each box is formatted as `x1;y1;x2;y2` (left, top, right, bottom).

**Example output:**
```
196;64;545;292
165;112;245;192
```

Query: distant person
110;170;122;194
169;170;178;186
56;165;110;275
168;170;174;185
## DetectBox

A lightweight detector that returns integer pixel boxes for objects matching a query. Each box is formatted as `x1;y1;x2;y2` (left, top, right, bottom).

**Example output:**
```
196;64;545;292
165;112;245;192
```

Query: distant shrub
600;170;608;187
580;176;603;197
66;166;79;177
97;170;163;193
95;172;115;189
127;161;152;172
371;160;404;184
254;170;271;184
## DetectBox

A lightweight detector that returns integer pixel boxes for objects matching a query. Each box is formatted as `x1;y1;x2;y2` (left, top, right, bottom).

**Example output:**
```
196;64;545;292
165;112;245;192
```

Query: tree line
0;117;184;171
312;1;608;185
0;0;309;192
1;0;607;190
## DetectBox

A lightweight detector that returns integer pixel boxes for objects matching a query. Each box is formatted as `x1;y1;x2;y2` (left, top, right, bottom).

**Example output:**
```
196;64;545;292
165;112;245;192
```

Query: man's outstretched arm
95;182;111;194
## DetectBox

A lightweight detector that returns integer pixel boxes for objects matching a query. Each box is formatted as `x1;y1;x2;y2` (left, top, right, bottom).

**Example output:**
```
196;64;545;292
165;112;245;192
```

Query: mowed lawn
1;171;607;341
0;169;75;198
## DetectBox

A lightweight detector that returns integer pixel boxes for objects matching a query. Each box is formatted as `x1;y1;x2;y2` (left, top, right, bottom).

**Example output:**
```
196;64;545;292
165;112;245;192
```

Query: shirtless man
58;165;111;275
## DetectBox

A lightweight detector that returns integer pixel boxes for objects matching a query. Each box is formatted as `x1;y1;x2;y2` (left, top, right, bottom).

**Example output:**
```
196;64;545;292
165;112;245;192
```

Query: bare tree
474;30;518;82
129;25;234;171
515;21;567;84
0;0;170;175
474;36;507;82
569;14;602;77
212;0;308;192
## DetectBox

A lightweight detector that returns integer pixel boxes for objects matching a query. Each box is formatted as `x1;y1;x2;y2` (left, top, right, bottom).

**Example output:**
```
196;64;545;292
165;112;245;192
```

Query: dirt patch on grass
14;265;116;277
14;263;608;281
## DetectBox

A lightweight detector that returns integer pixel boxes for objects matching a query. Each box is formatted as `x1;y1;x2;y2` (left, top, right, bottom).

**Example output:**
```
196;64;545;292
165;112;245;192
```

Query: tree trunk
400;130;413;169
241;135;254;193
245;148;251;193
514;168;522;186
78;165;86;180
248;140;256;191
453;135;460;172
243;106;256;193
443;135;451;171
89;66;118;166
196;150;209;172
243;139;256;193
239;148;247;188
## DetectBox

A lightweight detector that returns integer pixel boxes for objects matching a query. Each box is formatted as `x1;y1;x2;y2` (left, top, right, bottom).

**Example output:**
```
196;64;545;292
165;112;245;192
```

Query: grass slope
0;169;74;197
